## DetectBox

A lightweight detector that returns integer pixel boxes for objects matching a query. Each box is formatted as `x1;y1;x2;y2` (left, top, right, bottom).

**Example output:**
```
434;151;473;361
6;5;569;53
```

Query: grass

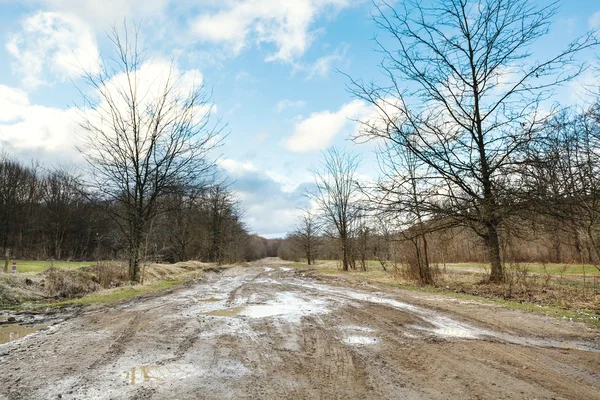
444;262;600;276
37;279;182;307
288;259;600;328
5;260;93;274
369;279;600;328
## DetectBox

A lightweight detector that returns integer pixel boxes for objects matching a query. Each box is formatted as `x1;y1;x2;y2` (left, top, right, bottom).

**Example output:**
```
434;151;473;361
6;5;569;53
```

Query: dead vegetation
0;261;215;306
298;260;600;326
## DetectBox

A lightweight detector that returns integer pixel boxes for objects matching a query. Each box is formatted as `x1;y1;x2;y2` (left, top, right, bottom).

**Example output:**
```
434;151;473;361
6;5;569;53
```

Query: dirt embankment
0;260;598;399
0;261;212;306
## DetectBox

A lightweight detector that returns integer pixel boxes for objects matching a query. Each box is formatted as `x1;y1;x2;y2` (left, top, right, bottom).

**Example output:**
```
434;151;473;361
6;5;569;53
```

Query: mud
0;259;599;399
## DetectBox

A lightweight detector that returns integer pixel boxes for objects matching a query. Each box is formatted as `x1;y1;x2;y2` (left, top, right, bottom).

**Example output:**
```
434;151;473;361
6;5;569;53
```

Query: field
289;259;600;327
5;260;93;274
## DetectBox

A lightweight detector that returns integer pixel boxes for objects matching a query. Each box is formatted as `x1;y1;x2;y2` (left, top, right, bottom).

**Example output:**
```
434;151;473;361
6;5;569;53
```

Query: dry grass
0;260;215;307
291;259;600;327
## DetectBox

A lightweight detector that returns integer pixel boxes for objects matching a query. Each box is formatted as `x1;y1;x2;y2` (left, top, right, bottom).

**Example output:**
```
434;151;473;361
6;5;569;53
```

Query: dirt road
1;260;599;399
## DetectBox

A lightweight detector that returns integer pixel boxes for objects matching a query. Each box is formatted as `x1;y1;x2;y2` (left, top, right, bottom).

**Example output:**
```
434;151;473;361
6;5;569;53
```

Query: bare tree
310;148;361;271
291;208;322;265
77;25;222;282
349;0;598;282
372;137;436;283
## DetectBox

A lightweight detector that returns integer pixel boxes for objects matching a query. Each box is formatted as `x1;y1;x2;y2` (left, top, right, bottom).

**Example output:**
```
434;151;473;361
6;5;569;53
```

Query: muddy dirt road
1;260;599;399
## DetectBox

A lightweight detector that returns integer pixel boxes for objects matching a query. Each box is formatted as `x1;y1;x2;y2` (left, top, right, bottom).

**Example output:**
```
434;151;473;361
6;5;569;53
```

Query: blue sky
1;0;600;237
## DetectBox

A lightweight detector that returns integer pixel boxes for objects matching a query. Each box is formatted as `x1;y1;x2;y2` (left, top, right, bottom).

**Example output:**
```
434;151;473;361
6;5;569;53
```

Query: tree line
0;154;274;267
280;0;600;284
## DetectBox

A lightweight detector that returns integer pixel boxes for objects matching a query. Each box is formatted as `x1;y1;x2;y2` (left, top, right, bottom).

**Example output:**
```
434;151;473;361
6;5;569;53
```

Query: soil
0;259;598;399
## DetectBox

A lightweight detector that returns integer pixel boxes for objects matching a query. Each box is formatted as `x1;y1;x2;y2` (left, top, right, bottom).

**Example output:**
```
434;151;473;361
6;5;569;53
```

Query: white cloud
219;159;311;235
28;0;170;27
220;159;259;176
7;11;100;88
192;0;353;63
0;86;30;123
283;100;370;152
0;85;82;162
276;99;307;113
306;44;348;79
589;11;600;29
0;59;210;166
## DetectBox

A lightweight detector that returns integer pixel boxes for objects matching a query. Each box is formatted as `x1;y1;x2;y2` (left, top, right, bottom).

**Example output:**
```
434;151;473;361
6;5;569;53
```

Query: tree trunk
420;233;433;284
486;222;503;282
341;239;349;271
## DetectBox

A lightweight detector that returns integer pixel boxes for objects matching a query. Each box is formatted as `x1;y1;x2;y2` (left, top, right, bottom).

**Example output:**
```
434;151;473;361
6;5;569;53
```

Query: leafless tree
291;208;322;265
77;24;222;282
310;148;361;271
349;0;598;282
528;105;600;270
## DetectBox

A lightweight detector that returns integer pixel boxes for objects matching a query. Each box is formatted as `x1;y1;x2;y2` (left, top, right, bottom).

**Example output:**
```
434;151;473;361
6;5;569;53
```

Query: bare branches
309;148;362;271
77;23;223;281
349;0;599;282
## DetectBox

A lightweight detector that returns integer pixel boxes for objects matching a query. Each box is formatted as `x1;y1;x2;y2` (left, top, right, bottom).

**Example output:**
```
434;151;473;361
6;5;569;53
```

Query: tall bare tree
78;25;221;282
291;208;322;265
310;148;361;271
349;0;598;281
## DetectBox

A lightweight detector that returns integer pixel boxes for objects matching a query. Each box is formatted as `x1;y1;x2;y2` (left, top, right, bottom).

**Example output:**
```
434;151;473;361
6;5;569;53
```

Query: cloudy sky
1;0;600;238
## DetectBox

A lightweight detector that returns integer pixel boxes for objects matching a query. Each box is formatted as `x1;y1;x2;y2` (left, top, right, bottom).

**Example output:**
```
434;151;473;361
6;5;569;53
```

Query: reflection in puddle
0;323;51;344
124;364;194;384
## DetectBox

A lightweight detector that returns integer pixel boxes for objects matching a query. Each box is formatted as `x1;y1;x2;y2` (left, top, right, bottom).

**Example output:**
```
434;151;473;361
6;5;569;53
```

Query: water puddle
343;335;379;346
203;292;330;323
198;297;221;303
124;364;194;384
205;306;245;317
0;323;51;344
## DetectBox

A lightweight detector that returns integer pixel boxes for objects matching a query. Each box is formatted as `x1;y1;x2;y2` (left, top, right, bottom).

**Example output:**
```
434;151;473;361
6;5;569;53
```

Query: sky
1;0;600;238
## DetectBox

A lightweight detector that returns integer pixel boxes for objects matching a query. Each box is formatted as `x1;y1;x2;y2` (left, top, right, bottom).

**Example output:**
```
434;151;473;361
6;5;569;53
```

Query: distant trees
77;25;221;282
0;154;108;260
310;148;361;271
348;0;599;282
290;209;322;265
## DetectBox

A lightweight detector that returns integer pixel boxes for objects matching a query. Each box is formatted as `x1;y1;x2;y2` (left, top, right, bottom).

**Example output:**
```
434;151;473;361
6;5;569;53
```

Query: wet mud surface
0;260;599;399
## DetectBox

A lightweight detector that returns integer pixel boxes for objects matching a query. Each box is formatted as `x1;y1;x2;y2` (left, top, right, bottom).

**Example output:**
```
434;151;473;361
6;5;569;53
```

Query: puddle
203;292;330;323
343;335;379;346
205;306;245;317
0;323;51;344
280;267;292;272
292;281;488;339
198;297;221;303
124;364;194;384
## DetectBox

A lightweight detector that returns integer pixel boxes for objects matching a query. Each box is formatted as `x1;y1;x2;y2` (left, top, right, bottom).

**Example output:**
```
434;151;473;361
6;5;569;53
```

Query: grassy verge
288;260;600;328
0;261;214;310
370;279;600;328
5;261;93;274
442;262;600;276
43;279;182;307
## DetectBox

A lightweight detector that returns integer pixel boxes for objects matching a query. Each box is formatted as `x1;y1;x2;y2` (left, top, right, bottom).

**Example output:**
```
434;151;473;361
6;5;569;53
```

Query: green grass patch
39;279;181;307
5;260;93;274
445;262;600;276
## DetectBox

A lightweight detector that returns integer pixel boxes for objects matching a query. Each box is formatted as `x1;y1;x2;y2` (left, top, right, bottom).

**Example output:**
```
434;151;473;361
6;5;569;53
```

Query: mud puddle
198;297;221;303
204;292;329;322
205;306;245;317
124;364;195;384
0;323;51;344
343;335;379;346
